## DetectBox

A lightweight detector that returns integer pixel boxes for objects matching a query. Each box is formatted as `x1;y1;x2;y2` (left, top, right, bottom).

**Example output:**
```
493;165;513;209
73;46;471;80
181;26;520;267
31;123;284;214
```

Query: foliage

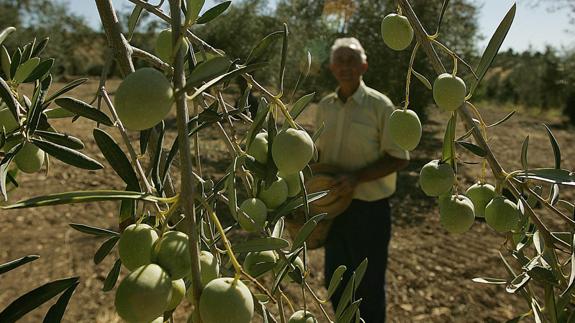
2;0;575;321
0;0;106;76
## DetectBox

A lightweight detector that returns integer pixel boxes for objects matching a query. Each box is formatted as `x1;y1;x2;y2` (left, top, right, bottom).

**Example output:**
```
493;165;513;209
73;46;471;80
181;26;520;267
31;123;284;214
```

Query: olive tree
1;0;574;322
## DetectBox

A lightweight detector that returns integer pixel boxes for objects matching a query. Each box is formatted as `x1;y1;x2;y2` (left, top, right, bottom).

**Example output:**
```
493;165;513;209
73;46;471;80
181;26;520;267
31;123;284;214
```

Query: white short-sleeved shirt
315;81;409;201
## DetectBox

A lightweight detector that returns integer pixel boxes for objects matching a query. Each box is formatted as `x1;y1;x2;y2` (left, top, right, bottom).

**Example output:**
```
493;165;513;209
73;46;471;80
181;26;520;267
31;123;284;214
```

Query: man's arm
331;153;409;197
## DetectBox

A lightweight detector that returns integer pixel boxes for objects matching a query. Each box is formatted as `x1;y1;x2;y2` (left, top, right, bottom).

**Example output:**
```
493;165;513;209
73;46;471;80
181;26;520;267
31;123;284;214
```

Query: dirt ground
1;79;574;322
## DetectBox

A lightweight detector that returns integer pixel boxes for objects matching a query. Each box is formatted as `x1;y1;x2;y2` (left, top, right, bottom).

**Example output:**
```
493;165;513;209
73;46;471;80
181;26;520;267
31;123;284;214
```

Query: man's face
329;47;368;85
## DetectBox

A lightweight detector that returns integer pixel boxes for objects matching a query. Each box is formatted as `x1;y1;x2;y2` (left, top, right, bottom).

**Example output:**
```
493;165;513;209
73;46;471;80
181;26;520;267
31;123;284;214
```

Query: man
315;37;409;323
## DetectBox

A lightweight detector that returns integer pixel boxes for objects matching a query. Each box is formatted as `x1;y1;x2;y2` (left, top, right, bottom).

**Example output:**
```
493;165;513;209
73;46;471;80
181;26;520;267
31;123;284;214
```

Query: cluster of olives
0;104;46;174
419;160;525;234
381;13;468;153
116;224;242;323
115;224;192;322
115;222;313;322
239;128;314;232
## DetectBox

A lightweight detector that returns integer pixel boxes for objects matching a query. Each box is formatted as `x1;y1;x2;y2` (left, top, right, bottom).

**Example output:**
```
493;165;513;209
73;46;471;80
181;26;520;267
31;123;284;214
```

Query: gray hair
330;37;367;64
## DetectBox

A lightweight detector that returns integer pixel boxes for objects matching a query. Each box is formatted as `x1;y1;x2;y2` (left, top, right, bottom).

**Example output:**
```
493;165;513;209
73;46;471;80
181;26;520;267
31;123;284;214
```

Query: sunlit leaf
516;168;575;186
186;0;205;24
469;4;516;96
412;69;432;90
521;135;529;170
0;27;16;46
13;57;40;84
543;124;561;169
472;277;507;285
3;190;163;209
196;1;231;24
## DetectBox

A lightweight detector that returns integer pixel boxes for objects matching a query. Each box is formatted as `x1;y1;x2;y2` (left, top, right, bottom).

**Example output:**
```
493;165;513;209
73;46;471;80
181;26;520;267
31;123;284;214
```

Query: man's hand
330;173;358;198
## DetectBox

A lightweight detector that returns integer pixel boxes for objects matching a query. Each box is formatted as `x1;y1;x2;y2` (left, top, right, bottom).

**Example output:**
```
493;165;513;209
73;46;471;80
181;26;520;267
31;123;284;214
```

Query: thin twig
169;0;204;317
99;88;165;214
131;46;173;73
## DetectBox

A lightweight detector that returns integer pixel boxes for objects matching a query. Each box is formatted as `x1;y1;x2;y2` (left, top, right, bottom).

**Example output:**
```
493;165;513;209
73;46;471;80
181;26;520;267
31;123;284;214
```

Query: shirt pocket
349;122;379;163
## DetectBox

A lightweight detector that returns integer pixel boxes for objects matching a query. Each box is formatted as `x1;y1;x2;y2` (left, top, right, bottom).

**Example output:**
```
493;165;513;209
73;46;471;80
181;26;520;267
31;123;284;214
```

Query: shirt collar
333;79;367;105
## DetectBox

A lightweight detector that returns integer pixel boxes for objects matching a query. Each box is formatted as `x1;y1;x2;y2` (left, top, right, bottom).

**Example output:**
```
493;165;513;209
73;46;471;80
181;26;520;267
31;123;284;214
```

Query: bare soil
1;79;574;322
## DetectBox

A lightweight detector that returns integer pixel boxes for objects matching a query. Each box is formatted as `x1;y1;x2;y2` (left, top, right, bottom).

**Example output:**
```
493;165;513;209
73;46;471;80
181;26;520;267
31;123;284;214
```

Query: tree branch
95;0;134;76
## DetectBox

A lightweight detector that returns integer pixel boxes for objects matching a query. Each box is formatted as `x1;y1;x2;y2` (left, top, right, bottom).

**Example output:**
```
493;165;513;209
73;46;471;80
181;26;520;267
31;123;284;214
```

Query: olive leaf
42;282;79;323
233;237;290;253
0;77;21;117
1;46;12;79
44;78;88;105
196;1;231;24
0;277;79;322
10;48;22;78
516;169;575;186
13;57;40;84
26;75;51;135
487;111;515;128
187;56;232;88
0;255;40;275
69;223;119;237
472;277;507;285
456;140;486;158
102;259;121;292
31;37;49;57
521;135;529;170
291;213;326;251
278;23;288;94
326;265;347;300
335;272;356;318
127;4;144;41
246;30;283;64
24;58;54;83
36;130;84;150
31;139;104;170
0;27;16;46
468;4;516;96
94;236;120;265
441;113;457;171
54;97;113;126
93;128;140;191
3;190;164;209
412;69;432;90
543;124;561;169
185;0;205;25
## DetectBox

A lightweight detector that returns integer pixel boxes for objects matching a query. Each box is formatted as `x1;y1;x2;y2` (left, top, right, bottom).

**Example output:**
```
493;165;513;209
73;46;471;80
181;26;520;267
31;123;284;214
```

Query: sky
67;0;573;53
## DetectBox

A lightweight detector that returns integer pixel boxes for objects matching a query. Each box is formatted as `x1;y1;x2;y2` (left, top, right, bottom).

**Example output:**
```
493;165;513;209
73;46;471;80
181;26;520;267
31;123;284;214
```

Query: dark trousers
324;198;391;323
